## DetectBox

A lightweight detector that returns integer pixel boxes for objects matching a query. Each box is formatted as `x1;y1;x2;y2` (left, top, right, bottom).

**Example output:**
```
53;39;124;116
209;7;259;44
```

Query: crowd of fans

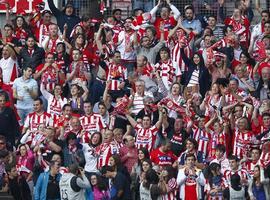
0;0;270;199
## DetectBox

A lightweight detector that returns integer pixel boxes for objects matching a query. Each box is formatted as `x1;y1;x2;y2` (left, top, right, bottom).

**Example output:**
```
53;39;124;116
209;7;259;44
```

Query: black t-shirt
46;175;60;199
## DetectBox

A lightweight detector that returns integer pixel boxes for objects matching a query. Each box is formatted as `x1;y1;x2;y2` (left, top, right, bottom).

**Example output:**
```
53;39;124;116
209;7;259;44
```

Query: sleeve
47;0;62;17
170;4;180;20
194;20;202;34
31;80;38;91
76;174;91;189
248;180;254;199
10;108;20;137
176;169;187;185
196;170;206;186
40;84;53;100
150;5;159;23
23;114;30;128
180;47;192;67
153;41;165;54
34;173;43;200
98;116;107;129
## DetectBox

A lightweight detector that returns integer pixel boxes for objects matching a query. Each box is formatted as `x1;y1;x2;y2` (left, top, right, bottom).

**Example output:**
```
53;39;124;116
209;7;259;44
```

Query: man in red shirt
150;139;177;170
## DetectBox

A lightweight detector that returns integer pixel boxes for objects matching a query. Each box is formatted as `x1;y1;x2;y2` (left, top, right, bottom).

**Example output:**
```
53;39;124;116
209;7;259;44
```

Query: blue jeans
17;108;33;125
133;0;153;11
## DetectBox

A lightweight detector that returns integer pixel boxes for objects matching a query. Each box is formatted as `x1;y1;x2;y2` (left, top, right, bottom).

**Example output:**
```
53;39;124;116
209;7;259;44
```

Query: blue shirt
182;19;202;35
13;77;38;109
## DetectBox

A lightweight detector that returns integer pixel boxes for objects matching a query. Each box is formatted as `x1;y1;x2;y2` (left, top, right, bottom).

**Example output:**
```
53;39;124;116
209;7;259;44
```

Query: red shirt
150;148;177;167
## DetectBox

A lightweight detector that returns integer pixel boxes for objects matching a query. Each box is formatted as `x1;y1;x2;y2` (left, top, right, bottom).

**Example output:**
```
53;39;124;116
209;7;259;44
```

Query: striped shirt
80;113;107;134
171;43;191;73
187;69;199;87
233;129;253;159
224;168;250;187
107;63;128;91
155;59;180;91
192;127;210;156
134;124;159;152
24;112;51;131
130;91;153;115
96;141;119;169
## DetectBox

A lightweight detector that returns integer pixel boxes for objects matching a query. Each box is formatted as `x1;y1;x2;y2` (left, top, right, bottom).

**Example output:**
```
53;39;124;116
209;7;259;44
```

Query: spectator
19;36;45;70
5;164;32;200
0;45;19;85
34;160;61;200
176;153;206;200
59;163;91;199
248;165;270;200
120;136;138;173
0;92;20;146
47;0;80;38
89;174;110;200
101;165;132;200
13;66;38;124
22;98;51;134
223;174;249;199
182;5;202;36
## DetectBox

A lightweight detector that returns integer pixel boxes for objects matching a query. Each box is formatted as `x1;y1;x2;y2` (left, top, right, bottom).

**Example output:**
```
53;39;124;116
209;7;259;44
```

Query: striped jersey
134;124;159;152
80;113;107;134
24;112;51;131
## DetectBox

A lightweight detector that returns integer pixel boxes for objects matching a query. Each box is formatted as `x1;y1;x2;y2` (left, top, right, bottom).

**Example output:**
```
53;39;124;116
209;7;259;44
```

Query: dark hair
34;98;43;105
250;147;262;155
216;144;226;153
192;52;205;67
228;155;239;162
185;153;196;161
112;9;122;15
160;138;171;147
262;10;270;17
204;162;221;187
72;33;86;47
143;169;159;189
4;24;14;30
230;174;241;190
138;147;150;165
66;132;77;143
141;158;153;170
262;112;270;118
100;165;115;175
81;15;90;22
42;10;52;16
5;163;16;173
113;50;121;56
223;25;233;35
185;138;198;150
90;174;108;191
0;135;6;143
159;47;171;58
98;101;107;109
145;26;156;36
90;132;102;147
83;101;92;106
185;5;194;12
62;104;72;111
23;66;33;72
0;149;9;159
208;15;217;21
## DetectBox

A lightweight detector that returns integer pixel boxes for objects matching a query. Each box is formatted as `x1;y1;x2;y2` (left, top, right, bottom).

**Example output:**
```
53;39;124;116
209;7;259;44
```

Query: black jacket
48;0;81;39
180;48;211;97
19;45;45;70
